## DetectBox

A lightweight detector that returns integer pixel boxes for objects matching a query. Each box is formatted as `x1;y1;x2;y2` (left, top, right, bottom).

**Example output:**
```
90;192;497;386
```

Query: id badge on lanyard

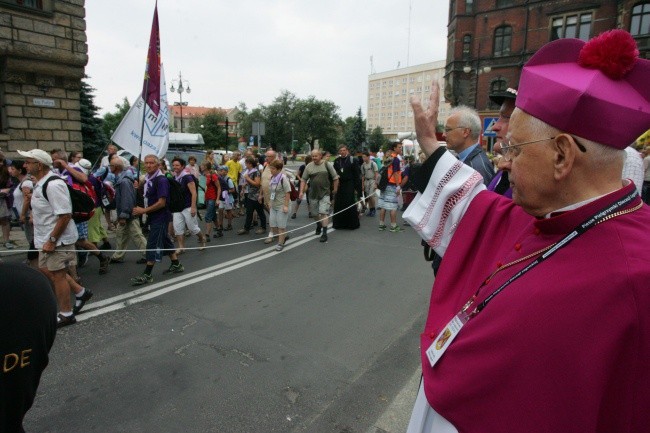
425;313;468;368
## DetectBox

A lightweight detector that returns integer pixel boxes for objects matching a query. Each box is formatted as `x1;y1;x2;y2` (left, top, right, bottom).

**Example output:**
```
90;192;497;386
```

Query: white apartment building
367;61;450;140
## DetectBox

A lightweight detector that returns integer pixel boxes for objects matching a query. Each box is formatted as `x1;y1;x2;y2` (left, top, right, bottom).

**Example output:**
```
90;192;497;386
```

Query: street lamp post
169;72;191;133
463;42;491;109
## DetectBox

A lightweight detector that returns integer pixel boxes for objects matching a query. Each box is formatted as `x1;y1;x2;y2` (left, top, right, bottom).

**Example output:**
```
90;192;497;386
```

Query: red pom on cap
578;29;639;79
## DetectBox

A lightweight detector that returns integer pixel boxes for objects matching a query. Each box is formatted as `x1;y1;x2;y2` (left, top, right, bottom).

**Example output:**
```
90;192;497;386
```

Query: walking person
360;151;379;217
171;157;206;254
201;161;220;241
267;159;292;251
0;151;14;250
131;154;184;286
299;149;339;243
109;157;147;264
238;157;266;236
7;160;38;266
17;149;92;327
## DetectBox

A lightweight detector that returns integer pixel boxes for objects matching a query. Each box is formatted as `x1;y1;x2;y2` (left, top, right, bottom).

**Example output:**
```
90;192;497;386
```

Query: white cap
17;149;52;167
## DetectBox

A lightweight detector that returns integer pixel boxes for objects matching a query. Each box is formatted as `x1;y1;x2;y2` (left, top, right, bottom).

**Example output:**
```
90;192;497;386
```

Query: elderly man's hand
410;81;440;158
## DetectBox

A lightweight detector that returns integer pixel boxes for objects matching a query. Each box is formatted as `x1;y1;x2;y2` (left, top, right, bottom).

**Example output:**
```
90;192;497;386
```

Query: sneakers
100;241;112;250
131;273;153;286
4;242;14;250
264;237;274;244
254;228;266;235
214;230;223;238
57;313;76;328
73;289;94;315
163;263;184;274
98;255;110;275
224;225;233;231
237;228;249;235
378;224;387;231
389;225;404;233
275;244;284;252
291;213;297;219
367;209;376;217
199;235;206;251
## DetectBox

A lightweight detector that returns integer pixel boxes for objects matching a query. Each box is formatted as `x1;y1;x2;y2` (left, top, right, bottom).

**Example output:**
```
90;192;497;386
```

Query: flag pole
137;79;150;183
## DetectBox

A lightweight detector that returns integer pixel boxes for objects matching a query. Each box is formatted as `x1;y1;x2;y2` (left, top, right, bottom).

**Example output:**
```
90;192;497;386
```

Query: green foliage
292;96;341;152
102;97;131;140
186;109;227;149
367;126;389;153
342;107;366;153
80;78;107;163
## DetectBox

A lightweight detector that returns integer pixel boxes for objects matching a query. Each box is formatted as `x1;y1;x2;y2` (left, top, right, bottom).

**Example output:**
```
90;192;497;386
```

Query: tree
367;126;389;153
187;109;227;149
292;96;341;153
262;90;297;152
80;78;107;163
102;97;130;141
342;107;366;153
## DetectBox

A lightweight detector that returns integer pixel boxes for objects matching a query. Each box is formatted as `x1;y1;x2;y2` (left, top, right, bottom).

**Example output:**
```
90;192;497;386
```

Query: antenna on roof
370;55;376;74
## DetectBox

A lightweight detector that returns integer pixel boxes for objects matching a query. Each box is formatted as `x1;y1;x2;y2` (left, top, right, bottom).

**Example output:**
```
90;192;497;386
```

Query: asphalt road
14;206;433;433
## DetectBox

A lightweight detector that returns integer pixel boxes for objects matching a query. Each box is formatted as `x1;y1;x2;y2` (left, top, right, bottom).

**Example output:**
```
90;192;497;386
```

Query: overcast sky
85;0;449;120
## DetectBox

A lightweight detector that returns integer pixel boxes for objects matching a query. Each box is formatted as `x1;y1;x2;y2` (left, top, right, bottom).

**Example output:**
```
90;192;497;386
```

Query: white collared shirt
31;171;79;248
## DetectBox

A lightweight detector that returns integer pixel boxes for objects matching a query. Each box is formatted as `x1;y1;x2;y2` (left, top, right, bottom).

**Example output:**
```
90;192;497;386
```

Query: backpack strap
41;175;66;203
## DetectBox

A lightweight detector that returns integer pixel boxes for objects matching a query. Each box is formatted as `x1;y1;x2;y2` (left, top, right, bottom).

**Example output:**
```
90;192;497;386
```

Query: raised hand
410;80;440;158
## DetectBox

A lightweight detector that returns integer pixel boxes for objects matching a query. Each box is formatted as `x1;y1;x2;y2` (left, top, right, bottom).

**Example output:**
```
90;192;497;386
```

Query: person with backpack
298;149;339;243
17;149;92;327
131;154;184;286
170;157;206;255
217;165;236;236
267;159;292;251
108;157;148;264
377;142;405;233
50;150;110;276
360;151;379;217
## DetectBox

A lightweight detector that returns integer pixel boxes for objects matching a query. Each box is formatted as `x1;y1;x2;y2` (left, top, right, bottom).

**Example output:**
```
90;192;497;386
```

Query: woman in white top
8;160;37;264
267;159;292;251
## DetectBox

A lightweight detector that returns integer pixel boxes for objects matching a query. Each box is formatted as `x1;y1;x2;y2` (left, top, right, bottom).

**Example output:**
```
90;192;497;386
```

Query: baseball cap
489;87;518;106
17;149;53;167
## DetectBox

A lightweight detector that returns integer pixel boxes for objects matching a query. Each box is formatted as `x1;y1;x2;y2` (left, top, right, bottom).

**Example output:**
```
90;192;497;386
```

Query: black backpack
42;176;95;223
165;176;186;213
377;166;390;191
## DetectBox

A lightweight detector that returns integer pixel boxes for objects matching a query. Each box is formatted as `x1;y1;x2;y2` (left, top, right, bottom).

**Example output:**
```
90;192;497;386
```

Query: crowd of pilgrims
0;144;419;275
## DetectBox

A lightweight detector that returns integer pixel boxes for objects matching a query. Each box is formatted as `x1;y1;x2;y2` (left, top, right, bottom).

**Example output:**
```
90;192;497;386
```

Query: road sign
483;117;498;137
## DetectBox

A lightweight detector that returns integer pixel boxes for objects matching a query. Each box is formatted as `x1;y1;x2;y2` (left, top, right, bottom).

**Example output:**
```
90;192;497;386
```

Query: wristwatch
49;236;57;243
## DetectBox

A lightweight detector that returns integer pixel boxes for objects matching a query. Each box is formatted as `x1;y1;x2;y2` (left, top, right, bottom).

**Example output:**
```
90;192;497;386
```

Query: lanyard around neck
462;189;640;320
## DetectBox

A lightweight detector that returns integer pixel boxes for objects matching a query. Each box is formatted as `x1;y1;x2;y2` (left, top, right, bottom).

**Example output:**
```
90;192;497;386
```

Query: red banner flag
142;3;161;116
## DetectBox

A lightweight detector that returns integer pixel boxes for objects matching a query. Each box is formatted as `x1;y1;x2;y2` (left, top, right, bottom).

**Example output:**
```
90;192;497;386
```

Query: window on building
493;26;512;57
466;0;473;14
462;34;472;60
0;0;52;11
551;12;592;41
631;2;650;36
450;0;456;21
496;0;514;7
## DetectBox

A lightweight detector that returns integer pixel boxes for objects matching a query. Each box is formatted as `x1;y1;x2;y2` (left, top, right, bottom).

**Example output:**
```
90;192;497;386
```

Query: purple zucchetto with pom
517;30;650;149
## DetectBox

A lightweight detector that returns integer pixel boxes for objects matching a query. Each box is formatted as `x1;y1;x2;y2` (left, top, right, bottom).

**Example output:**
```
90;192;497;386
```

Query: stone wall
0;0;88;157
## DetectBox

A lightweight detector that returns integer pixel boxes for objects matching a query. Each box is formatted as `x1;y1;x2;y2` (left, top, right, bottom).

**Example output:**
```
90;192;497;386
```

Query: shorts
218;199;233;211
76;221;89;240
363;179;377;197
38;243;77;271
88;207;108;243
378;185;399;211
173;207;202;236
269;207;290;229
0;199;10;220
308;195;331;216
205;199;217;223
146;221;175;262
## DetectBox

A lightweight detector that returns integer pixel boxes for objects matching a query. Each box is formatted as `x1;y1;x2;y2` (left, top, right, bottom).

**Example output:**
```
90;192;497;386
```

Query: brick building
0;0;88;157
445;0;649;116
